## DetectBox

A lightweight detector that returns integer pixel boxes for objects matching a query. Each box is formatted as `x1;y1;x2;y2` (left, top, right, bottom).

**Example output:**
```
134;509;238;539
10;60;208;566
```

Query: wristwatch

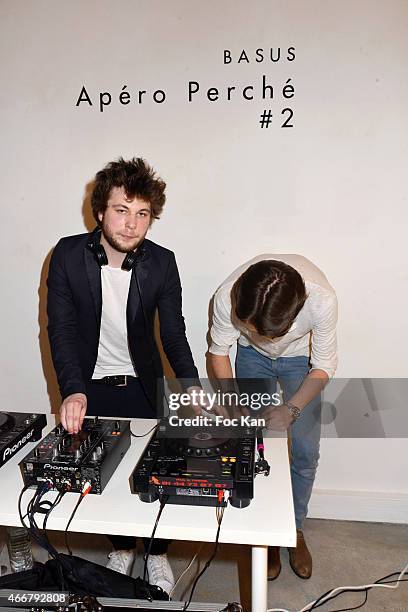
286;402;302;421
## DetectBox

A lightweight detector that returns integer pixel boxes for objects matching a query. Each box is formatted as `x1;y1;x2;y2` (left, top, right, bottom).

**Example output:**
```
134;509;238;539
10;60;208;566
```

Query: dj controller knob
186;447;193;455
74;449;81;460
205;448;212;455
91;451;98;462
195;449;202;456
52;448;59;459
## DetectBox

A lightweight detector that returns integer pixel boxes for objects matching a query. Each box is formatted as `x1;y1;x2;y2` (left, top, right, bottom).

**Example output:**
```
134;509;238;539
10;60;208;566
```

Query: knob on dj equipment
75;449;81;460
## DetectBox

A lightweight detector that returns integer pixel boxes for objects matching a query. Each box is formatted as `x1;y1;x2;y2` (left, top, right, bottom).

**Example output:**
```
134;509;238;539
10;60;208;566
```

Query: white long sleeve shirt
209;254;338;377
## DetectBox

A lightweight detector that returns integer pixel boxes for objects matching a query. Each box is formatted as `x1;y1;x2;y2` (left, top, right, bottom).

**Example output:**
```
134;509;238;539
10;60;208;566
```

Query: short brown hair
91;157;166;225
231;260;307;338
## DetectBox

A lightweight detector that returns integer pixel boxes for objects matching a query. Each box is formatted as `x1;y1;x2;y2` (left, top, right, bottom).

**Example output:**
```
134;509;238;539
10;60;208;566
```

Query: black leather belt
91;375;135;387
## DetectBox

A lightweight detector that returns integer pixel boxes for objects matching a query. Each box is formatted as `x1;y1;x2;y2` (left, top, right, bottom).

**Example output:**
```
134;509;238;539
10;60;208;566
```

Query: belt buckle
117;375;128;387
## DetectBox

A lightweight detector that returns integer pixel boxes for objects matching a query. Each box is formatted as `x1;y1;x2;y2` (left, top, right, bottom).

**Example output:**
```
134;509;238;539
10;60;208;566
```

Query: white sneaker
147;553;175;594
106;549;135;575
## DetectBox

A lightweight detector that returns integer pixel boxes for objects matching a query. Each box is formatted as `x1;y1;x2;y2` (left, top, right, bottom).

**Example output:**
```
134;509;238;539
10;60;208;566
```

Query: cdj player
0;412;47;468
131;423;257;508
20;417;131;494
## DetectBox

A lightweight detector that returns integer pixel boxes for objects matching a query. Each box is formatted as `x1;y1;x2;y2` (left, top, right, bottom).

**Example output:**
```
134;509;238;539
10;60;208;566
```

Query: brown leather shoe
267;546;281;580
288;530;312;579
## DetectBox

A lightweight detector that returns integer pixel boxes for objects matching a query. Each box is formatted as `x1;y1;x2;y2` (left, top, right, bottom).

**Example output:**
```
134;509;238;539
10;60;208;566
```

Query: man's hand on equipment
262;404;294;431
186;386;230;419
60;393;87;433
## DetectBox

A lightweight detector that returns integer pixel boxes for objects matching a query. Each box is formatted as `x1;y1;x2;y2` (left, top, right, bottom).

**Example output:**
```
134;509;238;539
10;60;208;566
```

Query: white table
1;417;296;612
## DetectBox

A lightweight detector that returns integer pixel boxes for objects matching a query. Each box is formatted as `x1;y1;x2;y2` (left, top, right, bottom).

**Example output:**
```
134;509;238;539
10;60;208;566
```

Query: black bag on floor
0;562;48;590
0;555;169;601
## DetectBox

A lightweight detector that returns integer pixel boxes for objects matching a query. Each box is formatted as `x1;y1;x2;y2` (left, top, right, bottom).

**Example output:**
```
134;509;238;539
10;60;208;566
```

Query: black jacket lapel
127;260;149;330
84;247;102;326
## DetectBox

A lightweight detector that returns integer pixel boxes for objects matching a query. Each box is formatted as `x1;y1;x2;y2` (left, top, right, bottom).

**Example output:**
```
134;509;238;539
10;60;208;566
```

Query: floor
0;519;407;611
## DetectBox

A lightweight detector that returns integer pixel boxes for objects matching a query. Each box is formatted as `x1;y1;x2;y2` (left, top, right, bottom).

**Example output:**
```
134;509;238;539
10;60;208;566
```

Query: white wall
0;0;407;522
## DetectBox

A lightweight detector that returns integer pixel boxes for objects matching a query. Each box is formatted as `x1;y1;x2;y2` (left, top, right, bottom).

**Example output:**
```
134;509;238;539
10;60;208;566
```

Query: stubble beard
102;226;141;254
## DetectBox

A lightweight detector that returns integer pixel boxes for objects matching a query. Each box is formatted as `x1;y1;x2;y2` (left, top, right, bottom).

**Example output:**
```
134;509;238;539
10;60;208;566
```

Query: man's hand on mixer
60;393;87;433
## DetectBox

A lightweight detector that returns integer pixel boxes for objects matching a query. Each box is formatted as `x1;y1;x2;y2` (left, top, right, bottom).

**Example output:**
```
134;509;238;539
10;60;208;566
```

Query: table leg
251;545;268;612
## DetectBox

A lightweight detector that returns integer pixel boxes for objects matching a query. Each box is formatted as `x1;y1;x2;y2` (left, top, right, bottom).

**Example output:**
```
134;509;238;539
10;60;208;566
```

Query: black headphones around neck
86;228;146;271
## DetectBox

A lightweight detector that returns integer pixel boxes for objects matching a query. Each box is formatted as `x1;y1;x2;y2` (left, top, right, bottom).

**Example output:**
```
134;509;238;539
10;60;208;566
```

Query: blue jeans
236;344;321;530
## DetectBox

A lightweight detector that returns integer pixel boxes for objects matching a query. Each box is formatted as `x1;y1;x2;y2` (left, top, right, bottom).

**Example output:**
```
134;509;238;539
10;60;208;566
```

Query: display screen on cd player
185;457;223;475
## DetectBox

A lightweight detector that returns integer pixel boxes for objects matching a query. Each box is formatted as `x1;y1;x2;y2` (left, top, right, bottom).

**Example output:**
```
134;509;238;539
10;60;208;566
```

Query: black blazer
47;232;199;407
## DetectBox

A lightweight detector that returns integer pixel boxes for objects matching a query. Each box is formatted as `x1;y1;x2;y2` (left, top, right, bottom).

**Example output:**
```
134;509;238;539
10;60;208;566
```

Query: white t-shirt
92;265;136;379
209;254;338;377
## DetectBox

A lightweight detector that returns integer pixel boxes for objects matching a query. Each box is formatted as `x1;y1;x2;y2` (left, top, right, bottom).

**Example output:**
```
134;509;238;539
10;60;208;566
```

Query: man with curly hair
47;157;199;593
